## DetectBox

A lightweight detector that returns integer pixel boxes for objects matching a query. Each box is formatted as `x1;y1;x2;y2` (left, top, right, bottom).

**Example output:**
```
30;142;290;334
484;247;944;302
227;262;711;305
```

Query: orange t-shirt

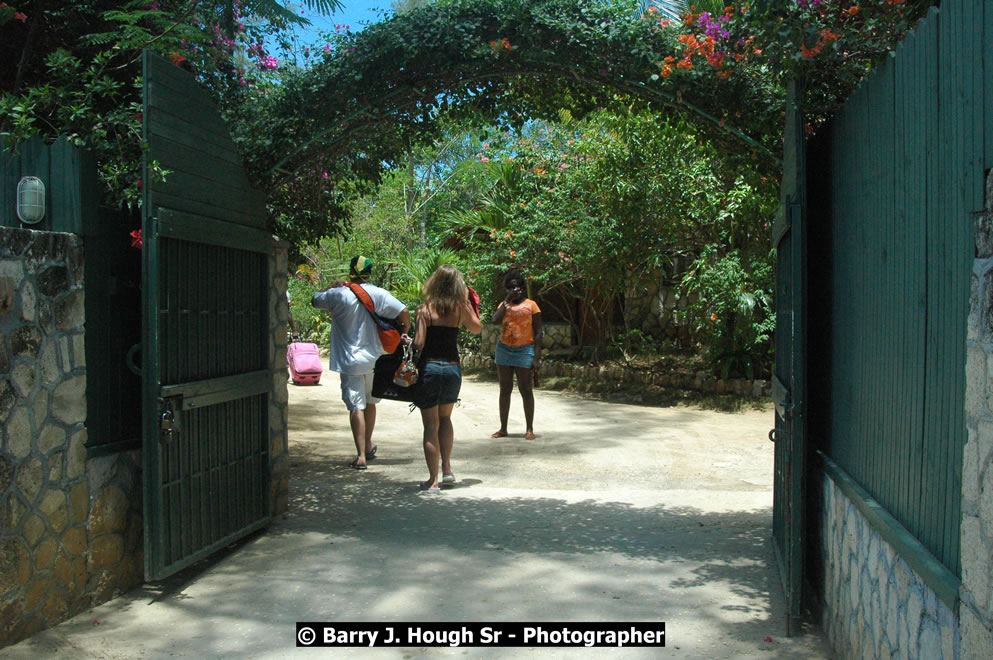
499;299;541;346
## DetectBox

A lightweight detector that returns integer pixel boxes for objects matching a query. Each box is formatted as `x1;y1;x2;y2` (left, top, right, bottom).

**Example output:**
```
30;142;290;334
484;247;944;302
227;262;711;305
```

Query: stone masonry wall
817;475;960;659
269;239;290;516
960;170;993;657
0;227;142;647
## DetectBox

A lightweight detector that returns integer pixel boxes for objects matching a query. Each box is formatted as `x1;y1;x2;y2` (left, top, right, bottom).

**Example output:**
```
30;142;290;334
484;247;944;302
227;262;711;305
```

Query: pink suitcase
287;341;323;385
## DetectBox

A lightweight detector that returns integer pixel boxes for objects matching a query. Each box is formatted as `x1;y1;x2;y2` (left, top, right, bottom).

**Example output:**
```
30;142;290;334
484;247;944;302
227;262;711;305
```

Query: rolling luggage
287;308;323;385
287;341;323;385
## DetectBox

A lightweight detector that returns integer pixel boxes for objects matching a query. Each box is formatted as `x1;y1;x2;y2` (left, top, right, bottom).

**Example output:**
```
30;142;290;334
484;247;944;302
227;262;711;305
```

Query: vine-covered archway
240;0;783;233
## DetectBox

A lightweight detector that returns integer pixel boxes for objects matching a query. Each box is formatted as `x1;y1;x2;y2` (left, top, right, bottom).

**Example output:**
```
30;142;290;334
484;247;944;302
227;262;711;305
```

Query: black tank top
420;326;460;363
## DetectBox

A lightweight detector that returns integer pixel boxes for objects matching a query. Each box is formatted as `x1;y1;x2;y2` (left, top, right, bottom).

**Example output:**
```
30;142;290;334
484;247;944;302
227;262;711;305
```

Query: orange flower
847;6;860;16
710;313;718;321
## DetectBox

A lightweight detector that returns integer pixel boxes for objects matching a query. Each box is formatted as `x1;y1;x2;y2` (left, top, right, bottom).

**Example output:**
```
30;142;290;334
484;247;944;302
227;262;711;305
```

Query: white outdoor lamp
16;176;46;224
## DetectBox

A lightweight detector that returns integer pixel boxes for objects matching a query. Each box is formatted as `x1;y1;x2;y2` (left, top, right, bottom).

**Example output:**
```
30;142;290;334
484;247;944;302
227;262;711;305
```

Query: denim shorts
413;360;462;409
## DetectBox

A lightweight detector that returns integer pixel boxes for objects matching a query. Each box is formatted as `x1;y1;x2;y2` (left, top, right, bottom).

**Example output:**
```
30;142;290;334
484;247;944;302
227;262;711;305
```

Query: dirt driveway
4;374;832;658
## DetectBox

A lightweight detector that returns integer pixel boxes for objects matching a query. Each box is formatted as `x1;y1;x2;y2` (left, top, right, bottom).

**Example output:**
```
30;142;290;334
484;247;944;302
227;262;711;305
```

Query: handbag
372;339;421;403
393;342;419;387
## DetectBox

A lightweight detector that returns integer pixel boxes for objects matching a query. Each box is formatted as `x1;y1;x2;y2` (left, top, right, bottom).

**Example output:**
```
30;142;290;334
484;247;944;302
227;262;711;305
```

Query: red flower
168;52;186;67
129;229;143;249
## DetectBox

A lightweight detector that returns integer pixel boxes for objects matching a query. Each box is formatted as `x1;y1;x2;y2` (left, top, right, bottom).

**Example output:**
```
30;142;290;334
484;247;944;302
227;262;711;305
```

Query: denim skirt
494;341;535;369
413;360;462;409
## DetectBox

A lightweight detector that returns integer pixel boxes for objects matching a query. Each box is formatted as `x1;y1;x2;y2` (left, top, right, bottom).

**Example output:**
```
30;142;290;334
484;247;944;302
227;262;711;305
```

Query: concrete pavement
3;375;833;658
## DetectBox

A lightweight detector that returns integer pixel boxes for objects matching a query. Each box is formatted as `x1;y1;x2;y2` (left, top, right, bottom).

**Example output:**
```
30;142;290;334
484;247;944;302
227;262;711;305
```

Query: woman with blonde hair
412;265;482;493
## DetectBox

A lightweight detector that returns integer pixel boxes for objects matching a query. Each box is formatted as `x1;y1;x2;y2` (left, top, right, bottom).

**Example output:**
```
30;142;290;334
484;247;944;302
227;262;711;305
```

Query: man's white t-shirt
311;283;406;375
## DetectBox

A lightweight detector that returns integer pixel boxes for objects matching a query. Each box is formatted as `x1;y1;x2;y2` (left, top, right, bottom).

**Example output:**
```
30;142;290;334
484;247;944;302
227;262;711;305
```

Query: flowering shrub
653;0;934;127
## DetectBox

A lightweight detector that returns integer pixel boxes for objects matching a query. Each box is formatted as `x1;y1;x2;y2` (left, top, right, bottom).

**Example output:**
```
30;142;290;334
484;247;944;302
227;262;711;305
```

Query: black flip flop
366;445;378;460
348;460;367;470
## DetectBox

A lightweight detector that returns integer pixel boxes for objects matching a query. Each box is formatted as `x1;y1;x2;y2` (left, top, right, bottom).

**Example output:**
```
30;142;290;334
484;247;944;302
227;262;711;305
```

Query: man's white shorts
339;372;380;411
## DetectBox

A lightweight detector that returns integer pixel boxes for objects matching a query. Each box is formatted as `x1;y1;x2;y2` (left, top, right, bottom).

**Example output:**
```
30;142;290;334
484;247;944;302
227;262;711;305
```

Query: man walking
312;256;410;469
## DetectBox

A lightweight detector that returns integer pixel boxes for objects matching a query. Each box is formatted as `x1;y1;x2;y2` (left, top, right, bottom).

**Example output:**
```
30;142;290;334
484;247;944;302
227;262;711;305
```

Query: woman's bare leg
420;406;441;488
438;402;456;477
493;364;514;437
515;367;535;438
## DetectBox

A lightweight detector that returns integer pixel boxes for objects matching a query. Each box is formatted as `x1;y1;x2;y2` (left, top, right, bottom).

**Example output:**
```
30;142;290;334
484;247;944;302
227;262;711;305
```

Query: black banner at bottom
296;622;665;648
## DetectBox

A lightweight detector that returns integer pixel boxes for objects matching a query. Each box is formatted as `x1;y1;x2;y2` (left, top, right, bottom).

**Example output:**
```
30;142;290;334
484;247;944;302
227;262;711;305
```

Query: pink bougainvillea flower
130;229;143;249
480;156;490;163
15;11;28;22
323;44;331;52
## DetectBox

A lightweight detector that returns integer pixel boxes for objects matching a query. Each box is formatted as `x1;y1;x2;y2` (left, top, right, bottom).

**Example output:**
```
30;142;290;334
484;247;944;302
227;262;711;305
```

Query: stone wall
269;240;290;515
1;227;291;649
0;227;143;646
817;475;960;658
959;170;993;657
462;352;771;398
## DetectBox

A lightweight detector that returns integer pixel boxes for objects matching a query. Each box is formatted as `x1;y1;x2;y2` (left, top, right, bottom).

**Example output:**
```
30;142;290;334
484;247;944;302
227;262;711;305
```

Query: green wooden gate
770;81;807;636
141;51;273;580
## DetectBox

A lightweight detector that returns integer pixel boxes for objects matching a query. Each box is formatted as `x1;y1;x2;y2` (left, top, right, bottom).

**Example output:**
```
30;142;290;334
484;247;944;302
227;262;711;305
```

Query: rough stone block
35;536;57;570
23;575;51;611
36;266;69;298
55;289;85;331
89;486;128;536
69;481;88;524
11;326;42;358
52;375;86;425
39;488;68;532
87;534;124;571
42;590;67;625
959;606;992;660
0;594;25;640
0;536;31;595
970;271;982;341
907;586;924;651
71;333;85;369
37;423;66;455
67;428;86;479
0;276;17;318
966;347;987;413
22;514;45;547
39;340;60;385
48;451;63;482
61;526;87;556
20;281;36;323
15;456;44;503
32;388;48;431
54;550;74;590
11;362;36;398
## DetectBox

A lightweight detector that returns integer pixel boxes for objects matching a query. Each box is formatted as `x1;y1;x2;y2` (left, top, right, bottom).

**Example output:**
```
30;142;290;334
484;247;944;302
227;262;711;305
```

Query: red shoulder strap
345;282;375;314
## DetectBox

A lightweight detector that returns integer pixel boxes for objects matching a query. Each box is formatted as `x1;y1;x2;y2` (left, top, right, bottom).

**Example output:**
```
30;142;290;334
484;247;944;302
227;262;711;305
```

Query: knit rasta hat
349;255;373;281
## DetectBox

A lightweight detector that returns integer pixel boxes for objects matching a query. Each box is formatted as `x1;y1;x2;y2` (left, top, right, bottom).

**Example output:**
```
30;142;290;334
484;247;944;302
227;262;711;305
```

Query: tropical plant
678;247;774;379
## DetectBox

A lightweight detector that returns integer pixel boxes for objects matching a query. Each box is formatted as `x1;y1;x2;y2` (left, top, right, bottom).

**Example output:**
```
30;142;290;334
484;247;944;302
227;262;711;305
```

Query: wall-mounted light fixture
16;176;46;225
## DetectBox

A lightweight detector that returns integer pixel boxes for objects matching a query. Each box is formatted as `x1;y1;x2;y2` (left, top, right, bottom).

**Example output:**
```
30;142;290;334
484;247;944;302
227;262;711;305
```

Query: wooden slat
156;208;271;254
815;2;967;581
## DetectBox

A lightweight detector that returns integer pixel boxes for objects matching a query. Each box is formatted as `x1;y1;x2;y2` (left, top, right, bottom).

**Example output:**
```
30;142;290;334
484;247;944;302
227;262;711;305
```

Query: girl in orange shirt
491;271;542;440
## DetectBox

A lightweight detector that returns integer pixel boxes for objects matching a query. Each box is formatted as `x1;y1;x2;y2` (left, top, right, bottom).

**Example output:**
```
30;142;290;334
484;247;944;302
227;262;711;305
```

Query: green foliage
449;104;777;364
678;247;775;379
